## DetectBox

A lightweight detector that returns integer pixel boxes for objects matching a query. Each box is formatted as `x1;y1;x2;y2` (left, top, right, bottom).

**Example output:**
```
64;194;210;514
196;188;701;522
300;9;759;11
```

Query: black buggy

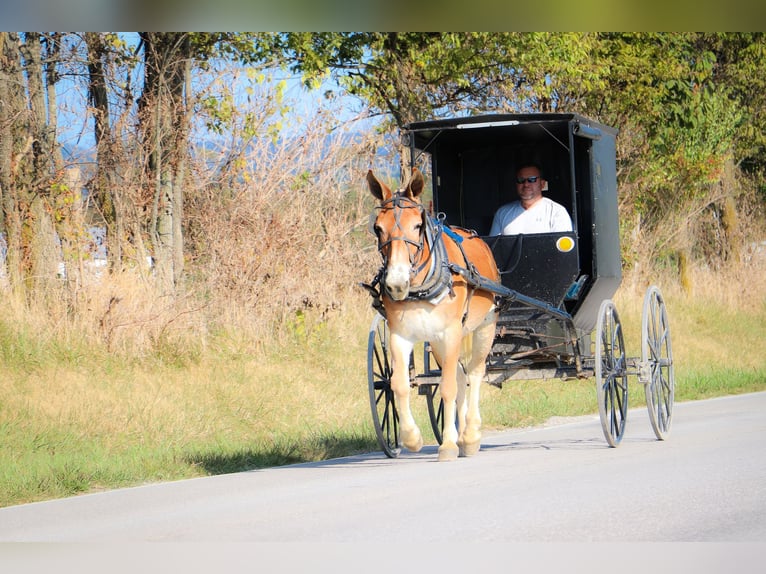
367;113;675;457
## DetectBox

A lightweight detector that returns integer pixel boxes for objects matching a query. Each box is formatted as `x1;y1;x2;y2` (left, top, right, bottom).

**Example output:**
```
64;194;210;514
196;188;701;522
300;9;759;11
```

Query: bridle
374;192;430;276
368;192;458;305
363;182;487;313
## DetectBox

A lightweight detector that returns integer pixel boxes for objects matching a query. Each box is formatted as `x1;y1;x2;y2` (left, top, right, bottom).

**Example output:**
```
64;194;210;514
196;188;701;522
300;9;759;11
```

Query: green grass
1;283;764;508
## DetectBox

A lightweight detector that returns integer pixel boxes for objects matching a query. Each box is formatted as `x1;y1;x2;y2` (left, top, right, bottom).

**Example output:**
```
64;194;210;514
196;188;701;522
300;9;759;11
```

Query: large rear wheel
642;286;675;440
595;300;628;447
367;314;401;458
422;343;446;445
424;384;445;445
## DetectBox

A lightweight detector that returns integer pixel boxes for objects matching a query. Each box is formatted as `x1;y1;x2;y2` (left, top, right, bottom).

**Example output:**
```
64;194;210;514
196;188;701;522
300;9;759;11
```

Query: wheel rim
642;286;674;440
422;343;445;444
595;300;628;447
367;314;401;458
424;385;445;445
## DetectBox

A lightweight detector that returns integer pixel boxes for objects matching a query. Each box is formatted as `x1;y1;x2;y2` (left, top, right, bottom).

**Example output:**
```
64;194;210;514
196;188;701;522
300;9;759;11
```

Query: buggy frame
366;113;674;456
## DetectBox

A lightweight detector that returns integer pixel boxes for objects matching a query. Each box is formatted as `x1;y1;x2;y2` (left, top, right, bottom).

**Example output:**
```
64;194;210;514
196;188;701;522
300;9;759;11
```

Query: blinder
374;192;428;272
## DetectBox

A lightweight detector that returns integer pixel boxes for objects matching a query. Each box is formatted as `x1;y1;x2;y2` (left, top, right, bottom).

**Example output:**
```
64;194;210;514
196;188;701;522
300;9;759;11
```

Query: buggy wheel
422;343;445;444
642;286;675;440
424;385;444;445
367;314;401;458
595;300;628;447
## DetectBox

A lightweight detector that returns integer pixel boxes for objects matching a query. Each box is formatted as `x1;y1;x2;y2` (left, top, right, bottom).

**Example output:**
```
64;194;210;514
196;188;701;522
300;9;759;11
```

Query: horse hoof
438;444;459;462
403;430;424;453
406;437;424;453
459;442;481;457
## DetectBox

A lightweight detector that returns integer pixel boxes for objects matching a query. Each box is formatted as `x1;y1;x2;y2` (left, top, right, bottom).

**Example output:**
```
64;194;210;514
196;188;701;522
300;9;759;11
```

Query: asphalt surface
1;392;765;544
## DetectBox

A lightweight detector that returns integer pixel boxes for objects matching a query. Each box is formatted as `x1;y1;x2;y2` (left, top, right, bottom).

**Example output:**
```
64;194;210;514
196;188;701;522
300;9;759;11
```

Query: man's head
515;163;546;208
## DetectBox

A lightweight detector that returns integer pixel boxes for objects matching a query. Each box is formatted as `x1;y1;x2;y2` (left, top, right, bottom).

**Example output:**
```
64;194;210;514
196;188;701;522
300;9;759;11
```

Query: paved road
1;392;765;543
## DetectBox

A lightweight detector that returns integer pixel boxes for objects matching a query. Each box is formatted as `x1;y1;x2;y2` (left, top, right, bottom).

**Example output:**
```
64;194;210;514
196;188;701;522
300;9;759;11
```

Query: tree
577;34;745;272
270;33;609;173
271;32;763;274
136;33;194;292
3;31;764;307
702;33;766;172
85;32;137;275
135;32;269;293
0;32;25;292
0;33;71;299
275;33;497;128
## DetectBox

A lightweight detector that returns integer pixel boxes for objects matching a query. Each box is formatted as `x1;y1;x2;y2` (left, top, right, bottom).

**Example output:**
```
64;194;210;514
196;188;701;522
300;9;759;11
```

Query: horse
366;168;500;461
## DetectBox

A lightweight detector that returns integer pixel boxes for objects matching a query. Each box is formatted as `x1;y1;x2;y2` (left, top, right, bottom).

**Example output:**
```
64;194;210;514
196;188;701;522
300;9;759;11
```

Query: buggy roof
404;113;618;152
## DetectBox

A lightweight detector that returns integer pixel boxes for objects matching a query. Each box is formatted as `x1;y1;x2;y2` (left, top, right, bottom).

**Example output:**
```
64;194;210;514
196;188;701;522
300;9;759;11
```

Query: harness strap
366;203;490;305
405;216;453;301
441;223;464;244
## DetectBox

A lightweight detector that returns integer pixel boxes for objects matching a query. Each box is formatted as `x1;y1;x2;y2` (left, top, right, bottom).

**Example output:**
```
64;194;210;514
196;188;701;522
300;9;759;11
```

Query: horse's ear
367;170;391;201
408;168;425;198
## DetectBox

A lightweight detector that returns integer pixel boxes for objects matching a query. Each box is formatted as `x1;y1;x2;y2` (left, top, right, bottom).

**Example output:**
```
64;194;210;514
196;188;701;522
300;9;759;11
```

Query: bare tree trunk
45;33;64;174
86;32;125;273
43;33;80;296
379;33;430;181
153;146;175;291
21;33;61;297
172;53;192;290
0;32;23;291
139;32;192;295
720;158;741;263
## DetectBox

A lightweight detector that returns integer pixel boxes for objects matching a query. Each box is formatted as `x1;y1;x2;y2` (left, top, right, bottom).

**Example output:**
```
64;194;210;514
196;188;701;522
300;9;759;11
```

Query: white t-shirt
489;197;573;235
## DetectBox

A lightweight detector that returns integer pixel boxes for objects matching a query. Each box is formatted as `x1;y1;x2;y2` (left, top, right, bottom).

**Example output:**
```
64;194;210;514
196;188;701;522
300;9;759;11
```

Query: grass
0;295;380;507
1;269;765;508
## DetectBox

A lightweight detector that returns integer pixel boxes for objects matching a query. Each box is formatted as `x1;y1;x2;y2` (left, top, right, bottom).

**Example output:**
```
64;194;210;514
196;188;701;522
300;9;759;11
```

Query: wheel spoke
596;300;628;447
367;316;401;458
642;286;675;441
423;346;446;444
609;378;617;434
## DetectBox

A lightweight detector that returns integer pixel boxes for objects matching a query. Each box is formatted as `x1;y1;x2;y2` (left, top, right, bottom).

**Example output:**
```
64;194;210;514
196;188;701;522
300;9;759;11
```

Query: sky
52;32;374;155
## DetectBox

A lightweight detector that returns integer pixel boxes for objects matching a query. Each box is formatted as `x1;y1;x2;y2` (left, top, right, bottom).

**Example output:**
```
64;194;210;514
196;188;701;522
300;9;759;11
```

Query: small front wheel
424;385;445;445
595;300;628;447
367;314;401;458
422;343;446;445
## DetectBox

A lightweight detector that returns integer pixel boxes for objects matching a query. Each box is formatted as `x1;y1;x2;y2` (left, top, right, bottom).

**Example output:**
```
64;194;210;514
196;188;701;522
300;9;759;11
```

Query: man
489;163;573;235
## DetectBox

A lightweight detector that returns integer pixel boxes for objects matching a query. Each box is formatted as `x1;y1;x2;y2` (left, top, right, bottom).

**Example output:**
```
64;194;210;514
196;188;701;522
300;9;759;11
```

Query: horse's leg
390;333;423;452
456;360;468;441
435;330;462;462
458;315;496;457
454;336;470;448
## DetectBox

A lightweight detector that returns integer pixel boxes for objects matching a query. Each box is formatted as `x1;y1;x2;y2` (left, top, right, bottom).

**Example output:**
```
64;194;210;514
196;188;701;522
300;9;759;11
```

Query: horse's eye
414;222;423;232
373;225;383;237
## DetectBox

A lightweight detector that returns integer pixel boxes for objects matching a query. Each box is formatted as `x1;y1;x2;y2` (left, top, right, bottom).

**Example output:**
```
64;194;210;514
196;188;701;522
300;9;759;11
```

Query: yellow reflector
556;236;575;253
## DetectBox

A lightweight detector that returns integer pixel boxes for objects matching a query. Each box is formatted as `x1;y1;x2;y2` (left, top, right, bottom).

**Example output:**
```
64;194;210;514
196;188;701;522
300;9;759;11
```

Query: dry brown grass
616;253;766;380
4;85;392;360
180;92;389;347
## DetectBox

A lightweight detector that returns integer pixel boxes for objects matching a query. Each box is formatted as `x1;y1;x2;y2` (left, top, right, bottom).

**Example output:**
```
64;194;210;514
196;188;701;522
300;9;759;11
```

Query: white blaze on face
385;261;411;300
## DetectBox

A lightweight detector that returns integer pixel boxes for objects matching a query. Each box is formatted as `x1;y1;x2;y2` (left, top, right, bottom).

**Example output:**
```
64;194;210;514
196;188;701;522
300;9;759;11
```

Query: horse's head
367;168;427;301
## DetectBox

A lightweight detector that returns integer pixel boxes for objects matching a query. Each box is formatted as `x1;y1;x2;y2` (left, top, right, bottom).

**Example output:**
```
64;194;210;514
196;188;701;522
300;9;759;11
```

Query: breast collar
400;215;454;303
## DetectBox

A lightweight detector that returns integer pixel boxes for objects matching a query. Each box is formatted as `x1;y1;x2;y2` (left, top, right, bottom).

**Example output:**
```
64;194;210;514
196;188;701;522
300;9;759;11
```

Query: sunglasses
516;176;539;184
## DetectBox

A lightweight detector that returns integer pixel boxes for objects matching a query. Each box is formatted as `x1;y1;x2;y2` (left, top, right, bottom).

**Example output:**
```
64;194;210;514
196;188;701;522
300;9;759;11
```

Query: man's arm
550;203;573;232
489;207;505;235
